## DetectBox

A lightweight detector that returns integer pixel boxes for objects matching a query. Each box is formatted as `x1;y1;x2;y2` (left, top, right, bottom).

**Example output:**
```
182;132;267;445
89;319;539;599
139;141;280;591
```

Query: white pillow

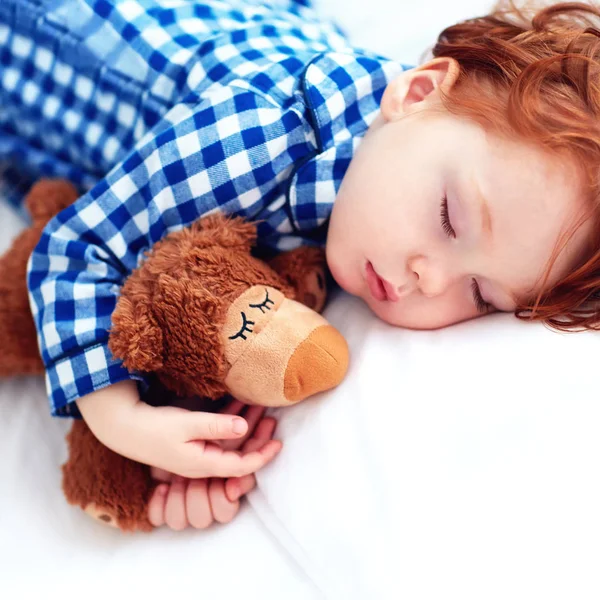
249;291;600;599
314;0;496;64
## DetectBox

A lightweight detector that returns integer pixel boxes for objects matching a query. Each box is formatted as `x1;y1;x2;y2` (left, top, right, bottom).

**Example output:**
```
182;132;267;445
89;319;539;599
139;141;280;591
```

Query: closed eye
249;288;274;313
471;279;493;314
441;194;495;314
228;311;255;341
440;196;456;238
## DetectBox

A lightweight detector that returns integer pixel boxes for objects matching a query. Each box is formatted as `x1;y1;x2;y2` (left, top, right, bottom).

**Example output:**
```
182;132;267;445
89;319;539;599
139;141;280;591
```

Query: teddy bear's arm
267;246;328;313
62;420;156;532
0;179;79;377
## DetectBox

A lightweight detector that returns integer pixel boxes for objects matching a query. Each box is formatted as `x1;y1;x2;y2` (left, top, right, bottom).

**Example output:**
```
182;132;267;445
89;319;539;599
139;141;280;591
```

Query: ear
193;213;258;253
25;179;79;222
380;57;459;122
108;291;164;373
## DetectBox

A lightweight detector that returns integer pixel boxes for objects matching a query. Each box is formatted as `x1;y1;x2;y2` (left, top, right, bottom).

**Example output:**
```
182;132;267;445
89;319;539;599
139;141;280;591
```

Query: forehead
478;132;591;297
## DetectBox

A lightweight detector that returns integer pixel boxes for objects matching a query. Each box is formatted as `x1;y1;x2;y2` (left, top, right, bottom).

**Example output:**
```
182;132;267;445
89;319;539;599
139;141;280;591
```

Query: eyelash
441;197;492;314
471;279;492;314
249;288;274;313
228;311;255;341
229;290;274;341
440;196;456;239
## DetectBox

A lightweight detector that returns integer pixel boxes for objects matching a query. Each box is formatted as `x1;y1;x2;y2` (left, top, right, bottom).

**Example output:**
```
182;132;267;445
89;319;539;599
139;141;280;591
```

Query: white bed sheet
5;1;600;599
0;375;320;599
250;292;600;600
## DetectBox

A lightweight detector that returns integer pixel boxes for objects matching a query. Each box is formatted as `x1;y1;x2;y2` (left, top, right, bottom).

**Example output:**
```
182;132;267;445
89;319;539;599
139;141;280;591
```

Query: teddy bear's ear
108;292;164;373
25;179;79;222
193;213;258;252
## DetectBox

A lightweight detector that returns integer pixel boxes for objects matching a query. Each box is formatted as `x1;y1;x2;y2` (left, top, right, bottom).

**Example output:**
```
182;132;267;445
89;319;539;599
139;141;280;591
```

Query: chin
366;297;473;330
363;295;402;325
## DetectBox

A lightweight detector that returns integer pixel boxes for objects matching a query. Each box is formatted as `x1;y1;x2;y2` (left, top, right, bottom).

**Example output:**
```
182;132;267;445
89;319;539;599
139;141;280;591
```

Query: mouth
365;261;399;303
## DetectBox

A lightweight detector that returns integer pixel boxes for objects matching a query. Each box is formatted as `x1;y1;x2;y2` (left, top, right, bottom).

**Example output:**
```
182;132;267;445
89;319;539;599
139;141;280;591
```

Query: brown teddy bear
0;179;349;532
0;179;79;377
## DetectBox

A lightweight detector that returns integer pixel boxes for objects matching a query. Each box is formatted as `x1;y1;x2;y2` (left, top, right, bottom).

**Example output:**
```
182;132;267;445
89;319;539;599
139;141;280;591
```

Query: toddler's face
326;61;591;329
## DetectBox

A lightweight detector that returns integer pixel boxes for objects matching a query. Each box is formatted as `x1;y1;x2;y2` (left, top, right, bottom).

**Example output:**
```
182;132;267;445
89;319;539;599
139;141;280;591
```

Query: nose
409;256;454;298
283;325;349;402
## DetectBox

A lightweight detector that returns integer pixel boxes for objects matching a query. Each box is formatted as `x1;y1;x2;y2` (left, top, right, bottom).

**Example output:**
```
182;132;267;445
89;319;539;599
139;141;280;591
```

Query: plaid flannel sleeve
27;85;308;417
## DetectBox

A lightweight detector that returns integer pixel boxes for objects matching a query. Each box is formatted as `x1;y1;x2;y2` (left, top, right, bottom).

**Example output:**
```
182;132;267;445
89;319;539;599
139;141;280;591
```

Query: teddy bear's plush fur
0;180;78;377
0;179;348;532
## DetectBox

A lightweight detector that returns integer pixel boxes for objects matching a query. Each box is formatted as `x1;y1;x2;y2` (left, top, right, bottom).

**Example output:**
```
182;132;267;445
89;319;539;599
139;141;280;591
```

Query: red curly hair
431;1;600;330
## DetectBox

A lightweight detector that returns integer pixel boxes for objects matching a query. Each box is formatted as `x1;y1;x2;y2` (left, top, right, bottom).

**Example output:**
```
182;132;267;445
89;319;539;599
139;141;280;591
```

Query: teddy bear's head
108;214;349;407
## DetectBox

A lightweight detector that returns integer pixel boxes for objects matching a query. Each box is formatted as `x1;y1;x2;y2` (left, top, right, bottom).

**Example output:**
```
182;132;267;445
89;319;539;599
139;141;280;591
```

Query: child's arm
26;85;312;419
76;380;282;479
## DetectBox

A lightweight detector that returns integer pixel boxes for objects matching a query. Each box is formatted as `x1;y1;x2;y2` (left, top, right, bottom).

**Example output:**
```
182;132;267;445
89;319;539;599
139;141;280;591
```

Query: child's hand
76;380;282;480
147;401;277;530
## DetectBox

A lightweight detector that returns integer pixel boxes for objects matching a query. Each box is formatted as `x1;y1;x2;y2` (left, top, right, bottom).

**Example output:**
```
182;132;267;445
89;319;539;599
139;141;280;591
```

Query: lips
365;261;399;302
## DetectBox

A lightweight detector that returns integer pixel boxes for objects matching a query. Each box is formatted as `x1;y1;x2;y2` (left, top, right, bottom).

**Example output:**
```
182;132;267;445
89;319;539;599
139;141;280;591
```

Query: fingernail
233;418;247;435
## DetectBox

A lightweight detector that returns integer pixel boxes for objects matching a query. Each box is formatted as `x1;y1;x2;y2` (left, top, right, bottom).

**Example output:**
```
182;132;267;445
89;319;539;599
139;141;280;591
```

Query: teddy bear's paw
25;179;79;223
82;502;153;533
0;316;44;377
267;247;328;312
83;503;120;529
297;265;327;313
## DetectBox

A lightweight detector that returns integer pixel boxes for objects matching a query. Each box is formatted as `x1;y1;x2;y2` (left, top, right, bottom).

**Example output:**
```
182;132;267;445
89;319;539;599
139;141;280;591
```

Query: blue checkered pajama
0;0;409;416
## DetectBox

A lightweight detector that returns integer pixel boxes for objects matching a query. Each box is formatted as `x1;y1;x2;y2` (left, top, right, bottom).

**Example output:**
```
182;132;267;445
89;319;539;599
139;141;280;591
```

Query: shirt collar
287;51;409;235
302;51;406;153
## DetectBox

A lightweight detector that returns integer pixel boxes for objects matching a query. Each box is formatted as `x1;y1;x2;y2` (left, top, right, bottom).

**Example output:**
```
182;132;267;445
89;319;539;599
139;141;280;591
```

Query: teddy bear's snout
223;294;349;407
283;325;349;402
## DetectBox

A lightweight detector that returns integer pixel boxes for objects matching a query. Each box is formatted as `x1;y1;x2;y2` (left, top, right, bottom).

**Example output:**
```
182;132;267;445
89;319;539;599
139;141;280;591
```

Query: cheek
368;292;482;330
336;142;402;224
325;235;363;296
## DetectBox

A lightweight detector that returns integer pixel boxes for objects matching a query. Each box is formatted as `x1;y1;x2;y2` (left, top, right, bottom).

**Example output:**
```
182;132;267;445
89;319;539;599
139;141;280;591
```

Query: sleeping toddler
1;0;599;530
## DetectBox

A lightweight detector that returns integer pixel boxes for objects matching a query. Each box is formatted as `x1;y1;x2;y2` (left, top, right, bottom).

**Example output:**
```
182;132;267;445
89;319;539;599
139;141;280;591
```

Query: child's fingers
198;439;282;479
219;398;246;416
208;479;240;524
185;479;213;530
241;417;277;453
139;402;249;443
164;477;189;531
225;474;256;502
181;409;249;440
238;405;266;437
224;421;276;500
147;484;169;528
218;405;266;452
